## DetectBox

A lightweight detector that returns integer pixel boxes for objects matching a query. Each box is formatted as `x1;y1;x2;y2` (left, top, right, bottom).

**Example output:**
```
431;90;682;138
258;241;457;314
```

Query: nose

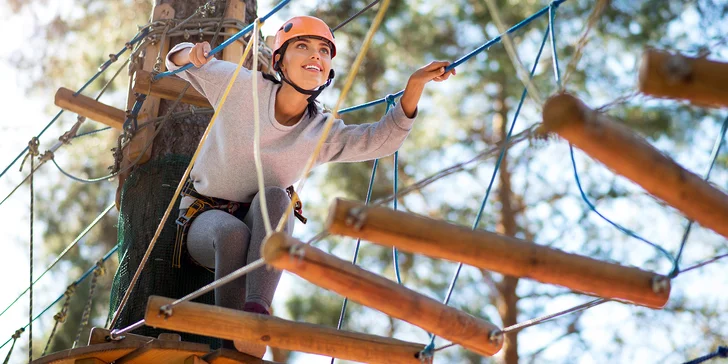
309;50;320;60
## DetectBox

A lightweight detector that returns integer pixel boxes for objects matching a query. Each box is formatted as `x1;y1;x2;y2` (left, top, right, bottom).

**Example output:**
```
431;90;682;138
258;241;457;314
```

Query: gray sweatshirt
165;43;416;207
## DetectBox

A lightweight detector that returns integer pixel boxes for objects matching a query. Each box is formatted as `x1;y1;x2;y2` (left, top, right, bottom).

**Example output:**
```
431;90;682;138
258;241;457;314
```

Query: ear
274;53;284;70
329;69;335;79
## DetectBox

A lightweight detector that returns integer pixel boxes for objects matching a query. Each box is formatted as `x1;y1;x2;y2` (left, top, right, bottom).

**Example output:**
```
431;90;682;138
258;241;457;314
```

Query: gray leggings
185;186;294;311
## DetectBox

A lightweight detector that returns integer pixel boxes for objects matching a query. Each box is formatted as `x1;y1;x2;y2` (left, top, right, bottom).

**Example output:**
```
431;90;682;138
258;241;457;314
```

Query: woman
166;15;455;357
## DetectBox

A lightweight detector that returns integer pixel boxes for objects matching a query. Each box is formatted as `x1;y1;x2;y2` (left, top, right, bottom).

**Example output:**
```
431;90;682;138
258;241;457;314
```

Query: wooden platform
33;328;277;364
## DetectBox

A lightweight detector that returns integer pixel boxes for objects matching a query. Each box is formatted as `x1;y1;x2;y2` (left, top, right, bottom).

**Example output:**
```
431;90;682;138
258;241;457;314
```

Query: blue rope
331;100;398;364
51;159;114;184
670;115;728;277
73;127;112;139
393;146;403;284
153;0;291;80
683;346;728;364
428;24;552;350
0;28;148;183
338;0;568;116
0;246;118;353
568;146;675;263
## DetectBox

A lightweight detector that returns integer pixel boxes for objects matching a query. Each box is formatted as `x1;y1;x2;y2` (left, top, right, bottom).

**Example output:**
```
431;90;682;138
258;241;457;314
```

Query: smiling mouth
302;65;322;72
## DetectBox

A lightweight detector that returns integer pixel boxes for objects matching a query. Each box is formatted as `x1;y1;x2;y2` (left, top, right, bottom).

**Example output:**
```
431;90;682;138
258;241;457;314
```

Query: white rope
251;19;273;235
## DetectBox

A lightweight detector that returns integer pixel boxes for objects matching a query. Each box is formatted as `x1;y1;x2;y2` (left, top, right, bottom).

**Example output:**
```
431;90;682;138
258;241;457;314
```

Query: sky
1;0;727;363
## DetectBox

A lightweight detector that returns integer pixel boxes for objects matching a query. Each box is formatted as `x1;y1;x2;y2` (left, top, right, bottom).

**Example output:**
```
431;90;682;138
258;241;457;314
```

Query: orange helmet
273;16;337;59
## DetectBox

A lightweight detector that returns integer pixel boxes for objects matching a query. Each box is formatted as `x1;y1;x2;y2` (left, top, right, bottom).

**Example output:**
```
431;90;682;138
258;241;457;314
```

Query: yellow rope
109;29;258;329
275;0;392;232
483;0;543;106
250;20;273;235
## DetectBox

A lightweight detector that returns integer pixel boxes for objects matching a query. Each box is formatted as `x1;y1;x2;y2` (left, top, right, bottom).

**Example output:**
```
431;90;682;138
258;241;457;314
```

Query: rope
0;27;149;184
29;155;35;362
560;0;608;89
678;252;728;275
250;19;273;235
331;0;381;32
108;27;258;329
0;203;113;321
42;284;76;356
73;260;106;348
275;0;393;233
670;115;728;277
2;329;24;364
683;346;728;364
332;100;396;358
150;259;266;321
154;0;291;80
427;24;551;350
483;0;543;106
0;247;117;353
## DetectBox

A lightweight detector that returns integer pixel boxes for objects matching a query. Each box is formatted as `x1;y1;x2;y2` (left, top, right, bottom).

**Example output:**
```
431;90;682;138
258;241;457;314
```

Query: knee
263;186;289;202
211;219;251;248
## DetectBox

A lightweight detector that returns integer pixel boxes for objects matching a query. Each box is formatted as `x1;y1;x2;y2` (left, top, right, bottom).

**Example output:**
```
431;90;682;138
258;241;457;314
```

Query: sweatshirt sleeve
318;101;417;164
165;42;249;107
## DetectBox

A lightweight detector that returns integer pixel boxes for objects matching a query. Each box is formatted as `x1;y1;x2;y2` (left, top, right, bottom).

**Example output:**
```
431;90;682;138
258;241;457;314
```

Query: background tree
1;0;727;363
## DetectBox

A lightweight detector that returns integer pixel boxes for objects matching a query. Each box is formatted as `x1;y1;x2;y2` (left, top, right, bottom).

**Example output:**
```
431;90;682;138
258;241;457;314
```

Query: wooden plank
202;349;279;364
639;49;728;108
261;234;503;357
132;70;211;108
145;296;426;364
74;359;107;364
126;3;176;165
32;342;141;364
543;93;728;241
184;355;209;364
88;327;155;346
222;0;246;63
54;87;126;130
114;339;209;364
327;199;671;309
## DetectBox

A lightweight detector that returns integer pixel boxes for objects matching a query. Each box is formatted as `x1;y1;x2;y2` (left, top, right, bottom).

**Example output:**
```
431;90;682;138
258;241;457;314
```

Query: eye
296;43;307;50
320;48;330;55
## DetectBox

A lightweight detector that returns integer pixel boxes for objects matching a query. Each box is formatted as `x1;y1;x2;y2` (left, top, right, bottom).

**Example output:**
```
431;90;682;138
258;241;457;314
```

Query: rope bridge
1;0;727;362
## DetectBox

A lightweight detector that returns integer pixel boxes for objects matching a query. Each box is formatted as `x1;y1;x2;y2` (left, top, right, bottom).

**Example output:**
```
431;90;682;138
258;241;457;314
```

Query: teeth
304;65;320;71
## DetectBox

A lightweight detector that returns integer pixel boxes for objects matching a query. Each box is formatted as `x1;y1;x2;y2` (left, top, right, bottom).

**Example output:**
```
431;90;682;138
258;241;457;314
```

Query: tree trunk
109;0;259;347
494;78;520;364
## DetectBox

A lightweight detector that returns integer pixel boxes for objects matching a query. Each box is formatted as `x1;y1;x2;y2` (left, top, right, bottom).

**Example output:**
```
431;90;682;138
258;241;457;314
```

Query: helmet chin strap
277;69;334;104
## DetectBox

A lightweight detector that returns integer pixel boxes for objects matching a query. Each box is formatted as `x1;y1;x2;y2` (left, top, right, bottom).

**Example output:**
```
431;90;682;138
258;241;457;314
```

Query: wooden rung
115;339;209;364
262;233;503;357
132;70;211;108
54;87;126;130
543;93;728;241
145;296;426;364
639;49;728;108
326;199;671;309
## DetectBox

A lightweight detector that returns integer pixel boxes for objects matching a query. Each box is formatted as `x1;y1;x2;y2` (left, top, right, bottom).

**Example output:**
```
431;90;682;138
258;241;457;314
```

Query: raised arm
165;41;245;106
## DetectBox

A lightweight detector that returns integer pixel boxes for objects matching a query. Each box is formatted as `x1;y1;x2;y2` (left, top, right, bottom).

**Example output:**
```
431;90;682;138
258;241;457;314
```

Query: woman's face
278;37;333;90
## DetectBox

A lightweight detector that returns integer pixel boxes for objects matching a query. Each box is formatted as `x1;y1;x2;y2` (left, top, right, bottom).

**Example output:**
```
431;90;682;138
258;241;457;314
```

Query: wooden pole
543;93;728;241
144;296;425;364
222;0;246;64
262;233;504;357
125;3;176;165
326;199;671;309
639;49;728;108
54;87;126;130
132;70;211;108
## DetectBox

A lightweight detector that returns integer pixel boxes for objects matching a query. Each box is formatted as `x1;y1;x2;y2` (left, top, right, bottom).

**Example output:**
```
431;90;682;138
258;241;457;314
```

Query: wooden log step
326;199;671;309
639;49;728;108
114;339;209;364
132;70;211;108
145;296;425;364
54;87;126;130
31;341;141;364
202;348;278;364
543;93;728;241
262;233;503;357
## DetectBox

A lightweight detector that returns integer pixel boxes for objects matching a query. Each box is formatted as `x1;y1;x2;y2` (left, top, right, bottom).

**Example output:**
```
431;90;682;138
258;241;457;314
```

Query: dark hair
262;72;320;118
